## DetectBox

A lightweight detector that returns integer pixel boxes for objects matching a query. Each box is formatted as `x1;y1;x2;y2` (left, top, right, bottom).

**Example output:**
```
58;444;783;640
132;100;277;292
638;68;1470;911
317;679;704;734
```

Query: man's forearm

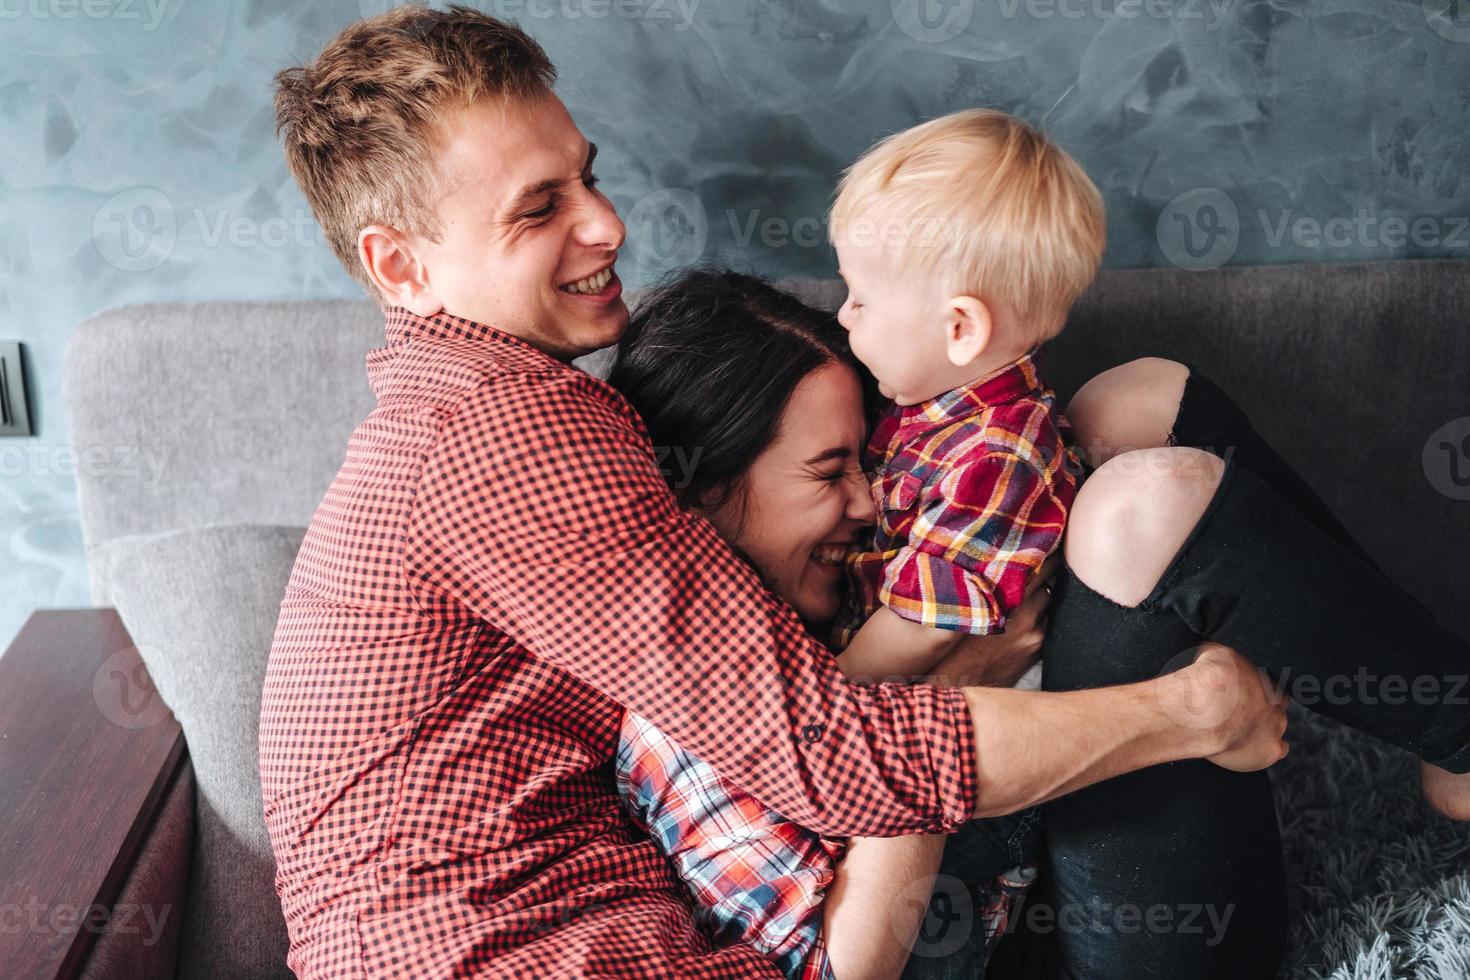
961;670;1215;818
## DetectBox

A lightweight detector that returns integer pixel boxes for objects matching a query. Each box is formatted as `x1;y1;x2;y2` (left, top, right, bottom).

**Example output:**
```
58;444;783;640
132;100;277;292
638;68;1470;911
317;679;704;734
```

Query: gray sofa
57;260;1470;978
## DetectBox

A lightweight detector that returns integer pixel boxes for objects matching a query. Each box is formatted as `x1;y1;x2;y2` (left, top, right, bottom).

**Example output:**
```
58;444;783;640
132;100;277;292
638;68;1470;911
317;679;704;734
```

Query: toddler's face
834;229;953;406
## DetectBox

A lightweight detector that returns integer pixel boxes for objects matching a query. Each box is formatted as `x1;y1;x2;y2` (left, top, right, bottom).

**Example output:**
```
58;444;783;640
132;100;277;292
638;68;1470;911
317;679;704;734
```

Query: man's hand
927;558;1057;688
1162;643;1290;772
962;637;1289;817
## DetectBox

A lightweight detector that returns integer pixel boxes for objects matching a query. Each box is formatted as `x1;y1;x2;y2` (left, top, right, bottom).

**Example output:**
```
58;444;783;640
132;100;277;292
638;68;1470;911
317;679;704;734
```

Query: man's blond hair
830;109;1106;341
273;4;555;301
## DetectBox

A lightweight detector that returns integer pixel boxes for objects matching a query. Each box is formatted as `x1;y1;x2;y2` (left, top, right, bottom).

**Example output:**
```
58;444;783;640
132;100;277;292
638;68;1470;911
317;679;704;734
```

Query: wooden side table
0;610;187;980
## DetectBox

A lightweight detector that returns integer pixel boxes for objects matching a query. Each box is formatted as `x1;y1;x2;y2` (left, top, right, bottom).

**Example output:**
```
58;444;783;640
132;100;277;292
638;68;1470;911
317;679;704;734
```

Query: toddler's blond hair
830;109;1106;341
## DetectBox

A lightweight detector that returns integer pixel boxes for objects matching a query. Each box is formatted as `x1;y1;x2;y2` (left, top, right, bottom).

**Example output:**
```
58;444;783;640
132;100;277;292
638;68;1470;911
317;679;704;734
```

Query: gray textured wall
3;0;1468;644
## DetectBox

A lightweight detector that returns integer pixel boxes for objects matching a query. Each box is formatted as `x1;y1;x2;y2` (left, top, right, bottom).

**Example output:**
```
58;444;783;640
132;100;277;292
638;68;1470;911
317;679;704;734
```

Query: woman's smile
808;541;851;578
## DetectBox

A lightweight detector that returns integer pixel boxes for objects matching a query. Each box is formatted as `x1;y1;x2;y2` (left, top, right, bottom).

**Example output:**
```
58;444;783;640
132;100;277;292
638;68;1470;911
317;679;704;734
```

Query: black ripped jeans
904;367;1470;980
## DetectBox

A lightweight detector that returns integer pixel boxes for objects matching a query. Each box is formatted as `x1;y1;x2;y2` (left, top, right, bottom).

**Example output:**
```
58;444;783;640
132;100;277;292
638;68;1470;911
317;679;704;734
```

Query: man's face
413;93;628;360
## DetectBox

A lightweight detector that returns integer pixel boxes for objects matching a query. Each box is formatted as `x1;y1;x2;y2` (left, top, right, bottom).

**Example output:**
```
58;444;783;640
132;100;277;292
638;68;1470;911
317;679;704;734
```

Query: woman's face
698;362;877;623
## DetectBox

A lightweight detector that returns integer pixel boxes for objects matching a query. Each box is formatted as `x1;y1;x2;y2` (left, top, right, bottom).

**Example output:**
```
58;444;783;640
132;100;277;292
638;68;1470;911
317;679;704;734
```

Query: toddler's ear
944;295;992;367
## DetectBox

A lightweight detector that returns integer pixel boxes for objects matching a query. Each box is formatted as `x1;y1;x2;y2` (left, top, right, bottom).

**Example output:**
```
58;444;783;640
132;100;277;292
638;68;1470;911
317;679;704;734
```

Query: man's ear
358;225;443;317
944;294;992;367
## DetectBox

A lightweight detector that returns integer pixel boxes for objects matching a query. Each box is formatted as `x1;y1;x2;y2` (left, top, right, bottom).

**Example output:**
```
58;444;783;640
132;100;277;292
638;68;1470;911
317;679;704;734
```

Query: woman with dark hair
610;268;875;618
610;269;1047;980
604;268;1470;980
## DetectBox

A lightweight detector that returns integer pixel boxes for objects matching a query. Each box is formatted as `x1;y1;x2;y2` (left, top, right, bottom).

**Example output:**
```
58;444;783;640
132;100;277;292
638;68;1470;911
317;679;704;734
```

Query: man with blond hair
259;6;1286;977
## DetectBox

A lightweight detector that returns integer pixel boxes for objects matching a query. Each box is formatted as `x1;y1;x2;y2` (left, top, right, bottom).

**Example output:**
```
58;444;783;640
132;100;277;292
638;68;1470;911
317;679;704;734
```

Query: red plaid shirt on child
836;351;1081;649
257;308;979;979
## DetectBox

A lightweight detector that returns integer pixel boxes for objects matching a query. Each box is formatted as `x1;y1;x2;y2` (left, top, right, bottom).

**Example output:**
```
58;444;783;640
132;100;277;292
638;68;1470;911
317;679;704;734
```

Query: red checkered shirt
836;352;1080;650
258;308;979;979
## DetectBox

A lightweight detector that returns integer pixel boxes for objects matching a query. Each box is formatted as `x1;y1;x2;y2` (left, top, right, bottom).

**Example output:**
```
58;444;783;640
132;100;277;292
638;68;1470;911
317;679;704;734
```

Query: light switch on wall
0;341;33;437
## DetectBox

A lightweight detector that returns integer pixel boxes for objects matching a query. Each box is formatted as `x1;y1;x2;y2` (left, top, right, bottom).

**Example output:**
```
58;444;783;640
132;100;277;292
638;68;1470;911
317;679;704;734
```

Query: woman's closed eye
816;462;867;487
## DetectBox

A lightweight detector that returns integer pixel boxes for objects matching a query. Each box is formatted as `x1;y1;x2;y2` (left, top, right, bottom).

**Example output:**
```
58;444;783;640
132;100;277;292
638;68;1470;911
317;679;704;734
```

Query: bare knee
1066;357;1188;470
1065;447;1226;607
1421;761;1470;822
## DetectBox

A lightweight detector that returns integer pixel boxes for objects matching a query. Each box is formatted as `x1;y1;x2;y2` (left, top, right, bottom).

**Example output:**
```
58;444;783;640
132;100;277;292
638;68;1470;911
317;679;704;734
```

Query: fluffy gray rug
1275;705;1470;979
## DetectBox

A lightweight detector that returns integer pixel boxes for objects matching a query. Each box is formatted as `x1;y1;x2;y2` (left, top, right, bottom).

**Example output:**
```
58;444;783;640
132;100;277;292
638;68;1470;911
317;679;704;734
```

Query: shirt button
801;724;824;744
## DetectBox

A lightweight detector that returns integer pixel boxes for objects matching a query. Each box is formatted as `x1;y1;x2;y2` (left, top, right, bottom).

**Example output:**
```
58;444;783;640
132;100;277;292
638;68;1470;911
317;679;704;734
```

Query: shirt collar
383;307;565;373
892;349;1046;435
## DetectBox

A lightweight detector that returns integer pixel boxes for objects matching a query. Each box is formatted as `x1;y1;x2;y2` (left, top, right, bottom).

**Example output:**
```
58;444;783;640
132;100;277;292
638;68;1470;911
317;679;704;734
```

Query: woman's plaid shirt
257;309;979;979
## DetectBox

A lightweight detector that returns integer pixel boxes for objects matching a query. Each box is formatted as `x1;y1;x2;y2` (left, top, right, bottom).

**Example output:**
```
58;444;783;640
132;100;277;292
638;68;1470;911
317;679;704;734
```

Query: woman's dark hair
607;267;873;515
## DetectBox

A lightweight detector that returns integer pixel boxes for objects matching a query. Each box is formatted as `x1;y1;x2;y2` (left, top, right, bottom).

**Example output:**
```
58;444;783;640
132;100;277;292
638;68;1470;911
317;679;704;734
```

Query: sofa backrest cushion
65;300;380;605
66;260;1470;633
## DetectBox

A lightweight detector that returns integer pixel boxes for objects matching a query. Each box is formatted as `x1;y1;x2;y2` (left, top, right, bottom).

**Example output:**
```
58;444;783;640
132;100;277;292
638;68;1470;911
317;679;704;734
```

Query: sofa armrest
0;610;187;980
